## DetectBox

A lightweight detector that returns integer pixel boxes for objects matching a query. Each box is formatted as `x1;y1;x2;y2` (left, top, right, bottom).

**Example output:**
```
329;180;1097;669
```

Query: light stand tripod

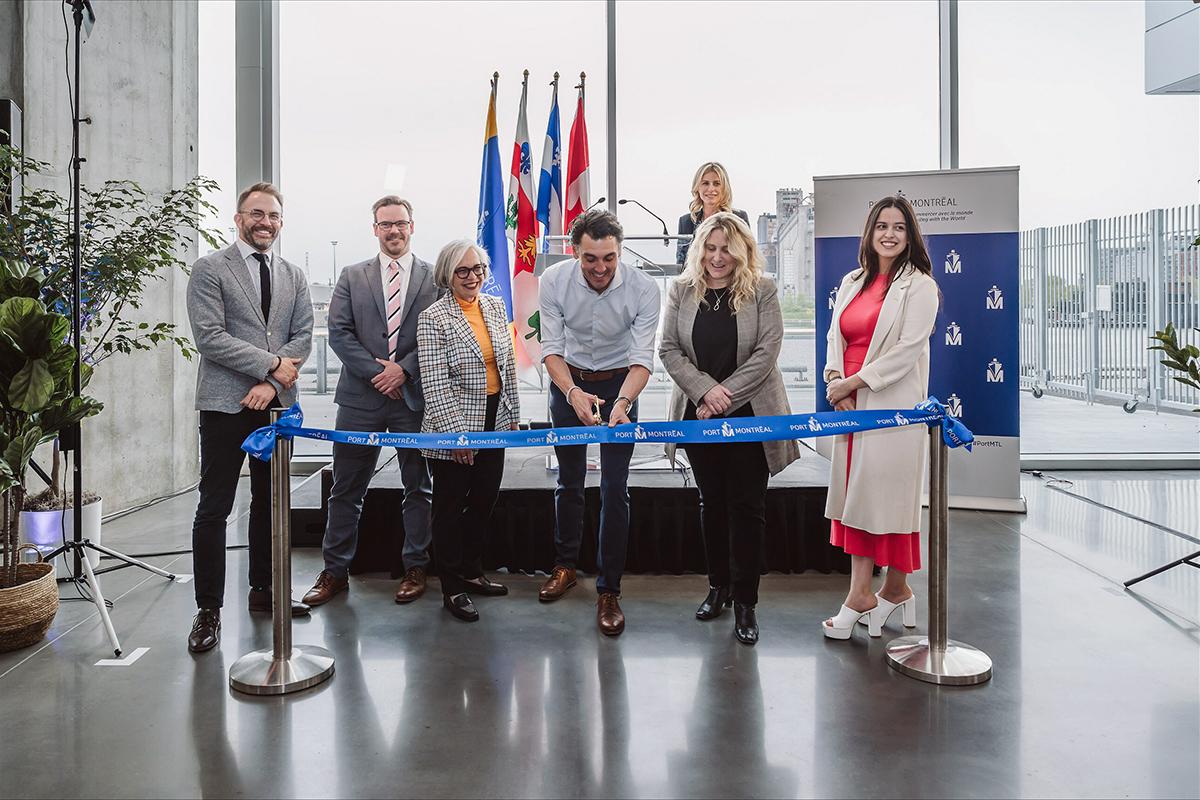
41;0;176;658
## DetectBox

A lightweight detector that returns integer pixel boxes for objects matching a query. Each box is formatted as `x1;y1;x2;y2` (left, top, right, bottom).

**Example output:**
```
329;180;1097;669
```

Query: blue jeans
549;377;637;595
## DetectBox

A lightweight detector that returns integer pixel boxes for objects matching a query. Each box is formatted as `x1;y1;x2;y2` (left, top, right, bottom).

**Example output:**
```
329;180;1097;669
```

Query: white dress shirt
236;238;273;303
538;259;661;372
378;251;414;324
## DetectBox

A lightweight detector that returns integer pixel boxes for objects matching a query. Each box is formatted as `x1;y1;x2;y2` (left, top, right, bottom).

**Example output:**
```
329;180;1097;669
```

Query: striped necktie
386;260;403;360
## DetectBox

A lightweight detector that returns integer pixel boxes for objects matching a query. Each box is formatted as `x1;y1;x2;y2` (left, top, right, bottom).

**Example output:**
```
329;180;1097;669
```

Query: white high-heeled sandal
822;603;879;639
857;591;917;636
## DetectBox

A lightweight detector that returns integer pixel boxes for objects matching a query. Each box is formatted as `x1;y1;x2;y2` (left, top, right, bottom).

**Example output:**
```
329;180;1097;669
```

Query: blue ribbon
242;396;973;462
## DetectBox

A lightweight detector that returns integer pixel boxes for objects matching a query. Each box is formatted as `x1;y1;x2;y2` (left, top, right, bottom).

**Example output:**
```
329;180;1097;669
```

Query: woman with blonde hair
821;196;939;640
660;212;799;645
676;162;749;266
417;239;521;623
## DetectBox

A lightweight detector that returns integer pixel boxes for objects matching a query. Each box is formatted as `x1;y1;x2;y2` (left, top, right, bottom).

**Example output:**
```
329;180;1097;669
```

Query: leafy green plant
0;256;102;587
0;142;219;501
1149;322;1200;412
0;143;220;365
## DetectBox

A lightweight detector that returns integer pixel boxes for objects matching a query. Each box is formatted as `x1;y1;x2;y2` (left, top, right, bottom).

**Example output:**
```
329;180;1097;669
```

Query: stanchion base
229;645;335;696
885;636;992;686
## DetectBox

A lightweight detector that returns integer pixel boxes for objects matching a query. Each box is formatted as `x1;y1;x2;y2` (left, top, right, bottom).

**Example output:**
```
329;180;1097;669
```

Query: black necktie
252;252;271;323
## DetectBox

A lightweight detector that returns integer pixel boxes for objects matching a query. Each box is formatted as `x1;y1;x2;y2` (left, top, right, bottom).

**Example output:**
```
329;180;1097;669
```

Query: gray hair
433;239;490;289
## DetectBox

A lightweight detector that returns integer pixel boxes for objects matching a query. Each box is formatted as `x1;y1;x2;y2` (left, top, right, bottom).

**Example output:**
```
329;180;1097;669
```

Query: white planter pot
19;499;103;574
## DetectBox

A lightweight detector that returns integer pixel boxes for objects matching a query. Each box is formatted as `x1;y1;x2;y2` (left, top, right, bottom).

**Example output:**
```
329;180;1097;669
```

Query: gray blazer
659;275;800;476
186;243;314;413
328;255;438;413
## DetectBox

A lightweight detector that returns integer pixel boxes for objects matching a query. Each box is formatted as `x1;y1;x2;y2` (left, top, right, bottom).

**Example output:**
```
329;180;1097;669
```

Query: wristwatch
265;356;281;380
615;395;633;411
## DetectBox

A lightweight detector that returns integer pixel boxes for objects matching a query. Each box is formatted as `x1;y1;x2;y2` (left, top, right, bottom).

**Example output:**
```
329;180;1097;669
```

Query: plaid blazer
416;293;521;461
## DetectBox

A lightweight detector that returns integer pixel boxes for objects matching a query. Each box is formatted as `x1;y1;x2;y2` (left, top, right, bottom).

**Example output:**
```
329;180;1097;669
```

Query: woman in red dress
821;196;939;640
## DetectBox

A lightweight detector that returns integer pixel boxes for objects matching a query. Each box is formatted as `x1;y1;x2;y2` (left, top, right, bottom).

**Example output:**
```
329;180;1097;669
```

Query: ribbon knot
241;403;305;461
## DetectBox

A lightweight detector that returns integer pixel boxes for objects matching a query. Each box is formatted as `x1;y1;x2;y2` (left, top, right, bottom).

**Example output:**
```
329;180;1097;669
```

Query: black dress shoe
696;586;733;620
443;593;479;622
464;576;508;597
733;602;759;646
248;588;311;617
188;609;221;653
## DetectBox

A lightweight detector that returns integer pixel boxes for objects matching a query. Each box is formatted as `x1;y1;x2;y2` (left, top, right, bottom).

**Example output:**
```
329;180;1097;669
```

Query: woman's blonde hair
433;238;490;289
679;212;763;314
687;161;733;221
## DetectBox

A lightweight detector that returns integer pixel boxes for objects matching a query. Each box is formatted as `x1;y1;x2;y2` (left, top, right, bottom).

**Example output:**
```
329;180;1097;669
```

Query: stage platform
291;443;846;578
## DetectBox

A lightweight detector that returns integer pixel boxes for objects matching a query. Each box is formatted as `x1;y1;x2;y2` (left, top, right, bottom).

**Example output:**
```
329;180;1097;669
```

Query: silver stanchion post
230;408;335;695
885;425;992;685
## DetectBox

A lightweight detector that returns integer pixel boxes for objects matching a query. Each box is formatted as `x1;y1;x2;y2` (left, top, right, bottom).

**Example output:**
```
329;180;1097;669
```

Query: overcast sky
198;0;1199;283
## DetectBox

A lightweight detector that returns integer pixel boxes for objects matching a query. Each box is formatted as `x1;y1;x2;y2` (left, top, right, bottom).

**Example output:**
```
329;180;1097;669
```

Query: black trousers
683;440;769;605
429;394;505;597
192;408;273;610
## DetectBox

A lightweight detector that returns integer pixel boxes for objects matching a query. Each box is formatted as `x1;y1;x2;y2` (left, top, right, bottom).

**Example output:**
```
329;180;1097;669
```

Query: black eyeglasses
375;220;412;232
241;209;282;223
454;264;487;279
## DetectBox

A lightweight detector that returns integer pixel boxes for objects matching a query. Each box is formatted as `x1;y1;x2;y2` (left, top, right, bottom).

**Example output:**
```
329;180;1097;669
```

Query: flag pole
576;71;585;105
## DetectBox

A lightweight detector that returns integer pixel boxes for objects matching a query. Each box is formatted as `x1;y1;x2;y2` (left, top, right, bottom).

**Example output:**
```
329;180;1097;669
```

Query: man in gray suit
302;196;437;607
185;182;314;654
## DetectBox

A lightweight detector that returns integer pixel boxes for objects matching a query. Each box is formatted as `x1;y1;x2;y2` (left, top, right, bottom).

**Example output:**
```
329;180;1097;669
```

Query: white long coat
822;266;939;535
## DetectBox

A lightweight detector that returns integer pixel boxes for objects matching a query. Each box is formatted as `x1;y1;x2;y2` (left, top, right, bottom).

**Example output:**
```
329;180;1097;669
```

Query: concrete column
19;1;201;510
0;0;22;109
235;0;279;190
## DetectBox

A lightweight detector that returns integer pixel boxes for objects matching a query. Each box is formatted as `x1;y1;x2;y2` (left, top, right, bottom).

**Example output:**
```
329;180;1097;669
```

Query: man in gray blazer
302;196;437;607
185;182;314;654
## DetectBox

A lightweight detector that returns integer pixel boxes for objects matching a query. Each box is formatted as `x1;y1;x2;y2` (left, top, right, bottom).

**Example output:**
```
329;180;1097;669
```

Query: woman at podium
821;196;939;641
659;212;799;645
676;162;749;266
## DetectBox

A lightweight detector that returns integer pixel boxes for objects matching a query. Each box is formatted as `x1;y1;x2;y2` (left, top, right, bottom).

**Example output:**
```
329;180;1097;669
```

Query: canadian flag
563;84;590;247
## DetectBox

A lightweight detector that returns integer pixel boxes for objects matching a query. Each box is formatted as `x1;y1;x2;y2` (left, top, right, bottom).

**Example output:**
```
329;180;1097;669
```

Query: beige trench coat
659;276;801;476
822;266;939;534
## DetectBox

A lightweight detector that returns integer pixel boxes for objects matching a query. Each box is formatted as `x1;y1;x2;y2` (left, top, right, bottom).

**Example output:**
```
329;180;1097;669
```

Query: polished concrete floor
0;472;1196;799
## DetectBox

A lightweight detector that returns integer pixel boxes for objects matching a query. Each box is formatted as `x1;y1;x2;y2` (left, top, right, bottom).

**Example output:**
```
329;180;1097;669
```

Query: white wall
1146;0;1200;94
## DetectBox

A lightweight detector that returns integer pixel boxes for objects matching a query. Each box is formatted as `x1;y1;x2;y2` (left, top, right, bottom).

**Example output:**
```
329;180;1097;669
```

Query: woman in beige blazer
821;196;939;641
660;212;800;646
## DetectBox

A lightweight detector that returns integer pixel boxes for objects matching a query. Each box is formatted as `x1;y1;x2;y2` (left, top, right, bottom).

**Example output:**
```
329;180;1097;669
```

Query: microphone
619;198;670;247
586;196;606;211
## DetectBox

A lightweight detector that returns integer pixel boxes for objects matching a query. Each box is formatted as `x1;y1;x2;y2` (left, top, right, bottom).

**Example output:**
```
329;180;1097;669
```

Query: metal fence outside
1019;204;1200;412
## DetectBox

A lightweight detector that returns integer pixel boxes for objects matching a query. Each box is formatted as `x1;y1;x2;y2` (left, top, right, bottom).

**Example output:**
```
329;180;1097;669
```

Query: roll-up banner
814;167;1025;513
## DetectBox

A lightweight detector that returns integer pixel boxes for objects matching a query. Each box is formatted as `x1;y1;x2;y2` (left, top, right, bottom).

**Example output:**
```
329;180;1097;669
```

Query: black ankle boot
696;586;733;620
733;602;758;645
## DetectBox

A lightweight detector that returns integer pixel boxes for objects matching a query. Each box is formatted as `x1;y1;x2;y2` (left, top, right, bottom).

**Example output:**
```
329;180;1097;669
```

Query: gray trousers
322;402;432;577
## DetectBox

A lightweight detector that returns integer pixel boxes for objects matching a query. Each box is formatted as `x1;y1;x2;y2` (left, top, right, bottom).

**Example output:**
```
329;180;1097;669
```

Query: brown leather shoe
303;570;348;606
597;592;625;637
538;566;577;602
394;566;427;604
187;609;220;653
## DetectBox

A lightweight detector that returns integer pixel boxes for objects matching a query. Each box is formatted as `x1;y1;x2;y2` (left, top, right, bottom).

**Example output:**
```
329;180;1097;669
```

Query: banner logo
545;431;558;444
807;417;822;433
947;393;962;417
634;425;647;441
945;321;962;346
986;285;1004;310
945;249;961;274
367;432;381;446
987;358;1004;383
456;434;470;447
721;421;735;438
893;412;910;426
827;287;839;310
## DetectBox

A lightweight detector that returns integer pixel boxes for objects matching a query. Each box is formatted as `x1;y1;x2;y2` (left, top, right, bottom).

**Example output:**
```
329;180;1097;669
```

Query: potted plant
0;256;102;651
0;143;218;553
1150;323;1200;413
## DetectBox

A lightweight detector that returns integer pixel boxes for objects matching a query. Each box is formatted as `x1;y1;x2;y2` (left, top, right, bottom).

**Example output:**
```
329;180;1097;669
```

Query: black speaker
0;98;20;216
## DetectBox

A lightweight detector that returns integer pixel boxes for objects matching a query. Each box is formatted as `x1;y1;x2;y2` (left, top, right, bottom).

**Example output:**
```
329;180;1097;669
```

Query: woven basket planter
0;547;59;653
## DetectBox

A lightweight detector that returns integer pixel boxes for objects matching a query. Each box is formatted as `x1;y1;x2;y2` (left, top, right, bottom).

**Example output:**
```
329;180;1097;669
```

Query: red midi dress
828;275;921;573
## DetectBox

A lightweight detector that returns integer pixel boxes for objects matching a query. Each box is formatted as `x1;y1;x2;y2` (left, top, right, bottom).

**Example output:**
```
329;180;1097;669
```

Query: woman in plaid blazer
417;239;521;623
